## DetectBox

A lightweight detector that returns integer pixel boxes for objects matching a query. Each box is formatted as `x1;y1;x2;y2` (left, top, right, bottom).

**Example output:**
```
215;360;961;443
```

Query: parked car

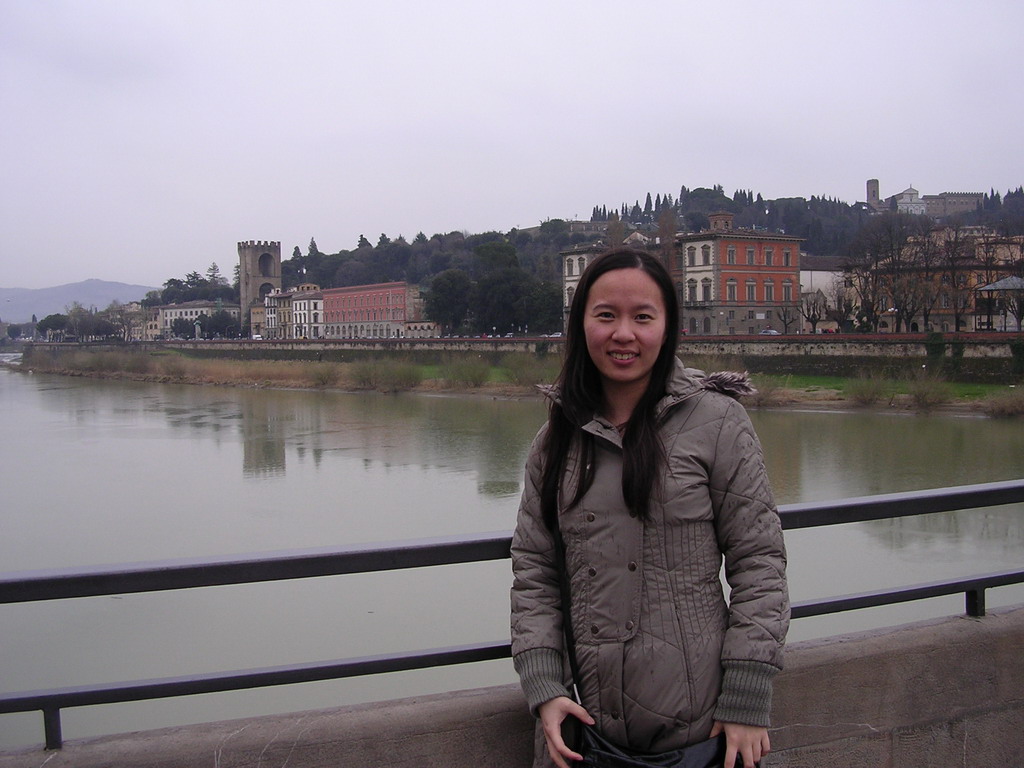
759;329;781;335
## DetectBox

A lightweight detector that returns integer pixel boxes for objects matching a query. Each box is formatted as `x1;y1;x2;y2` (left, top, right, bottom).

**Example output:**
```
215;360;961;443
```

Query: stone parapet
2;606;1022;767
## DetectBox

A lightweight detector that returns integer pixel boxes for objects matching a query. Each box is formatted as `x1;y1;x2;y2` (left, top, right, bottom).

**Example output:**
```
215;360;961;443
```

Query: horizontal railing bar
0;641;511;714
0;531;513;605
2;480;1022;605
778;478;1024;530
792;568;1024;619
3;570;1022;718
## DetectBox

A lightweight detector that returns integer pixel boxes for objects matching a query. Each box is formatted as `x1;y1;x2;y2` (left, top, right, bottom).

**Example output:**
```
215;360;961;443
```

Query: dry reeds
981;388;1024;418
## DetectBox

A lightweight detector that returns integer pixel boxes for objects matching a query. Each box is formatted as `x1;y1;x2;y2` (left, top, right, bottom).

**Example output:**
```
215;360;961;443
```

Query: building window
687;279;697;302
702;280;712;302
783;248;792;266
701;245;711;265
765;248;774;266
727;246;736;265
687;246;696;267
746;247;755;265
728;310;735;319
689;317;698;334
764;281;774;302
578;257;586;274
727;280;737;302
746;281;756;302
703;317;711;333
783;281;793;302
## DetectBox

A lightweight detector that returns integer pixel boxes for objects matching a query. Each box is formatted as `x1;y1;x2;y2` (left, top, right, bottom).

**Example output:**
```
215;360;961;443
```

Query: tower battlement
237;240;281;249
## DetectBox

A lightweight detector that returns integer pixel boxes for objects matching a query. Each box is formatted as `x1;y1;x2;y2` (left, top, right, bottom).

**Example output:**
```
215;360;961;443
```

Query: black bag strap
552;519;585;706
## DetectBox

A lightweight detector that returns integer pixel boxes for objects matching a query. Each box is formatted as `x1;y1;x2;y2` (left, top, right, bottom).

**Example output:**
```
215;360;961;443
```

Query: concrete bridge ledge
1;606;1022;767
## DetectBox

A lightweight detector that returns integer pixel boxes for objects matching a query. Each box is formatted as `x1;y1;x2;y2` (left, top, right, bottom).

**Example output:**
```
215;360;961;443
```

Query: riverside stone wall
3;606;1021;768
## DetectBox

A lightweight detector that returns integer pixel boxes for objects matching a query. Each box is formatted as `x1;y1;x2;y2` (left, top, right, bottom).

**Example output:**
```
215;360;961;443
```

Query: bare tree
844;214;919;331
976;233;1021;329
800;289;829;333
825;274;855;330
104;300;143;341
866;215;929;332
935;225;977;332
777;303;800;334
909;226;944;331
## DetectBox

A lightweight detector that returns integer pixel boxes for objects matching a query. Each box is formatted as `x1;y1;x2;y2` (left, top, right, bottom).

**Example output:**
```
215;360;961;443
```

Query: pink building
322;282;429;339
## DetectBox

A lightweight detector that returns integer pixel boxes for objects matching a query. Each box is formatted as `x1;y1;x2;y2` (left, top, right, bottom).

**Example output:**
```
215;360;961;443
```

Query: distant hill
0;279;159;324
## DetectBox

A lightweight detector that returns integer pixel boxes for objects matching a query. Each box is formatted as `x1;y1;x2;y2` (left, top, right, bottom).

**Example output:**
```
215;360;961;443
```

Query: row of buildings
561;212;1024;335
249;281;436;340
129;283;436;341
129;210;1021;342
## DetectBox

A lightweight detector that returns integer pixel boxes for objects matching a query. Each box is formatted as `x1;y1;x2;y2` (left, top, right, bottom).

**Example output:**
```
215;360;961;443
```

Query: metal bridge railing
2;479;1023;750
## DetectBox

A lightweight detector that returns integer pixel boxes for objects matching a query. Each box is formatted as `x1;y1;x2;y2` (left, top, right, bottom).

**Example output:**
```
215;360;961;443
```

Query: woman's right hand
538;696;595;768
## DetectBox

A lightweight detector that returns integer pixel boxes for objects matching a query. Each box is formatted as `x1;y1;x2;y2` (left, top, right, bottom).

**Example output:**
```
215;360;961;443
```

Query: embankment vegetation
14;347;1024;416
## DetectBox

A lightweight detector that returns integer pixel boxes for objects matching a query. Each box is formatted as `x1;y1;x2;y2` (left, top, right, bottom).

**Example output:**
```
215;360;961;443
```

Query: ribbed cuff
513;647;570;716
713;660;778;727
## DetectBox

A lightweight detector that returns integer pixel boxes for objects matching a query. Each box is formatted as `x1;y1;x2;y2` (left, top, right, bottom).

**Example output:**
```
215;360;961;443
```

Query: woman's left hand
710;721;769;768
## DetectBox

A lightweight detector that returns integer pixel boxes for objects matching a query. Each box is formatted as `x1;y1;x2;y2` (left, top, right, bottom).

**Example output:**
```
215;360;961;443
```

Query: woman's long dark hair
540;248;680;528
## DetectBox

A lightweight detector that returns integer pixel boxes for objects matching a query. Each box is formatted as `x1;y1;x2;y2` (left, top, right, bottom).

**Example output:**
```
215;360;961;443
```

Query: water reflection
750;408;1024;502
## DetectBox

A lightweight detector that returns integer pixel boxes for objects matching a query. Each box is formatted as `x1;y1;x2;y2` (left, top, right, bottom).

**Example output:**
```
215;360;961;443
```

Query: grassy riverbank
14;346;1024;417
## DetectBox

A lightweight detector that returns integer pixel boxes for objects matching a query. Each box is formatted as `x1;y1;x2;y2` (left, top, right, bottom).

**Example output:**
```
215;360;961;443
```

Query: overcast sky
1;1;1022;289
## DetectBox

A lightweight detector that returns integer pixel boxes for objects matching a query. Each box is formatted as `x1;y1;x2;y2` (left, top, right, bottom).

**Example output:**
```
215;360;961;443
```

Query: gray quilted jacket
510;358;789;757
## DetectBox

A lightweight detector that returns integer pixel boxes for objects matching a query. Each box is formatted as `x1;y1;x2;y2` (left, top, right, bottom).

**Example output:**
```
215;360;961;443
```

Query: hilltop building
864;179;982;220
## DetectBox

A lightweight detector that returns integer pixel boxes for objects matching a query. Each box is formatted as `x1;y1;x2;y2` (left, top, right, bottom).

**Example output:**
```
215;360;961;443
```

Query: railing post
43;706;63;750
966;588;986;617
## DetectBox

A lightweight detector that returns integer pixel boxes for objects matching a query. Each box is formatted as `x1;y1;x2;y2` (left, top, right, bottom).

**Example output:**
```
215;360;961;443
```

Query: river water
1;358;1022;749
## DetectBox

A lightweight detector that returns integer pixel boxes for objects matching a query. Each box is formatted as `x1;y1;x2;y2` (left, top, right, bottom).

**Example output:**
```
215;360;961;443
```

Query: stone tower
867;179;881;210
238;240;282;328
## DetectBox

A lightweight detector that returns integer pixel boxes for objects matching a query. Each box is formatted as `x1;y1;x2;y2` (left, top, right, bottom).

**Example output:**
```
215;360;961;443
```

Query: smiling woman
510;249;787;768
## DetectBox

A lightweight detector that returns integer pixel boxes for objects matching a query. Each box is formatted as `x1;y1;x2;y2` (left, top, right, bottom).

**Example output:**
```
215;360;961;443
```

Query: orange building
673;212;802;335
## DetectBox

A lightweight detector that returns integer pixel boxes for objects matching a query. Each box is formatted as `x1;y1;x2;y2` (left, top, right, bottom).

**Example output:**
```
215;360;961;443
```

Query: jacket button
628;510;637;518
628;561;637;571
611;710;620;720
591;625;599;635
586;512;595;522
588;567;597;577
625;621;634;630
